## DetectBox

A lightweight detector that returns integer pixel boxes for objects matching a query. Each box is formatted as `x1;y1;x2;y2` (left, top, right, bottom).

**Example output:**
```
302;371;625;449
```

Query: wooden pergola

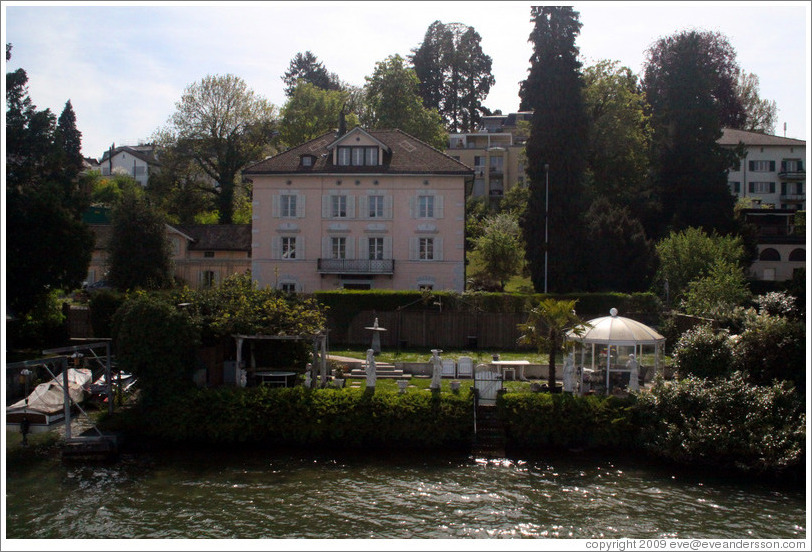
232;332;329;388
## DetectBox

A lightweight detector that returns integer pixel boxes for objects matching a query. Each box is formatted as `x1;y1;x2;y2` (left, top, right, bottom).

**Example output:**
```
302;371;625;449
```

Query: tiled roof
719;128;806;147
100;145;161;166
174;224;252;251
244;128;473;176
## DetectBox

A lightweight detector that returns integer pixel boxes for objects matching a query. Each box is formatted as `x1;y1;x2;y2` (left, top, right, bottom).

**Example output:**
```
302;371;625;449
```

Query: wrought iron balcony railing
317;258;395;275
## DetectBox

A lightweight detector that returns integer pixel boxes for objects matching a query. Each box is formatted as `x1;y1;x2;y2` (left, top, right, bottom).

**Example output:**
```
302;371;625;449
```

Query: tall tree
410;21;494;132
519;6;590;293
107;192;174;291
157;74;278;224
468;212;525;292
736;72;778;134
278;81;359;147
642;30;742;238
582;60;652;209
56;99;84;179
281;51;342;97
6;45;93;317
362;54;447;149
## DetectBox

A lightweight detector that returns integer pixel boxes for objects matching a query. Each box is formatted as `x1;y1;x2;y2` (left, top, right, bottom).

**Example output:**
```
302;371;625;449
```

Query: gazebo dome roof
566;308;665;346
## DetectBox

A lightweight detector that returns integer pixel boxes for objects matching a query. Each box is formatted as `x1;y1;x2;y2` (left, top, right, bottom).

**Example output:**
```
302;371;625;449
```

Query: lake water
4;442;806;540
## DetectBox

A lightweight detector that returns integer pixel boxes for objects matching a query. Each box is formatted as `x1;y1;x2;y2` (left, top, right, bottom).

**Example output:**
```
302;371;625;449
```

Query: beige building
445;111;531;202
85;223;251;289
244;127;473;292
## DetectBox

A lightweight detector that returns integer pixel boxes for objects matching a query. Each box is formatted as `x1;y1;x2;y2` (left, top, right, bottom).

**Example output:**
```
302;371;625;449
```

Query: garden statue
366;349;377;388
430;349;443;390
364;317;387;354
627;354;639;392
563;352;575;393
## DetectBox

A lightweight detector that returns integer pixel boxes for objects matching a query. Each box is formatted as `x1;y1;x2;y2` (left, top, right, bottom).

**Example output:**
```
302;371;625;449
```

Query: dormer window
336;146;379;166
300;155;315;167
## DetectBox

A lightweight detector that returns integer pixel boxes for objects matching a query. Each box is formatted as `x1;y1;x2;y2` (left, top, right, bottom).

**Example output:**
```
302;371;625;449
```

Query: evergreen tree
642;30;742;238
56;99;84;179
108;192;174;291
282;51;342;97
410;21;494;132
6;45;93;317
519;6;590;293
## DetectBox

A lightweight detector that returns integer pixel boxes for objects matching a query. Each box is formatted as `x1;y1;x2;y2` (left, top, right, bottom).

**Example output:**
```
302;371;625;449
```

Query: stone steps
347;364;408;379
473;405;506;458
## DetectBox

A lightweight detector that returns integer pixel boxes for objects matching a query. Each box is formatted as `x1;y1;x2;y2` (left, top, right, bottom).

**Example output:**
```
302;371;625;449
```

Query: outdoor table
490;360;530;381
254;371;297;388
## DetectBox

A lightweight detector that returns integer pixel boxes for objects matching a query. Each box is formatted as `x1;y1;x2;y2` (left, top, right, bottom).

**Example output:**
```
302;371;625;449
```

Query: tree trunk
548;329;556;390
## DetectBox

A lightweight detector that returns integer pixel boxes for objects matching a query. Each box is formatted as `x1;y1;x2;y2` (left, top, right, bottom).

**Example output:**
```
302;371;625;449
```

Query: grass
329;347;552;365
341;375;541;394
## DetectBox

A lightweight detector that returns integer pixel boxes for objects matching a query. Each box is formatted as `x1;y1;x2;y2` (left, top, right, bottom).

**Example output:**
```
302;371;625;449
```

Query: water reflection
5;448;806;539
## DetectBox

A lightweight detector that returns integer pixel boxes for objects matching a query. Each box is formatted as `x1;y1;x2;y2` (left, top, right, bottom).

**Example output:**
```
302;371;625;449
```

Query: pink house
244;127;473;292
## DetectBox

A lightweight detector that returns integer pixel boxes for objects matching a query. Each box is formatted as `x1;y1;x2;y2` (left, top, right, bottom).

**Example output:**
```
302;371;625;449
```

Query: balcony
778;170;805;180
780;194;805;202
317;258;394;275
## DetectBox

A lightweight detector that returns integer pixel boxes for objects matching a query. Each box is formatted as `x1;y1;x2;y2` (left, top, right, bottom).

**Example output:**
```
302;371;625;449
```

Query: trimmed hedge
312;290;662;321
112;386;474;450
498;392;641;451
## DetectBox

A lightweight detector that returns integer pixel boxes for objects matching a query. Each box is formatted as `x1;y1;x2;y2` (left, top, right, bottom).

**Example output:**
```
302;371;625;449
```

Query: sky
2;1;810;159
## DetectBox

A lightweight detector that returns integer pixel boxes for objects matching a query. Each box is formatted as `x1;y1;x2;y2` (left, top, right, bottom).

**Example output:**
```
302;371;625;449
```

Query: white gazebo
565;308;665;394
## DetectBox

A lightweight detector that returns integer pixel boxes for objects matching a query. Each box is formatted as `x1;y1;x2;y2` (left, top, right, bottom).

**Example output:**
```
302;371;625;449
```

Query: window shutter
384;195;394;219
798;161;804;171
346;237;355;259
297;194;306;218
271;237;280;259
409;197;416;219
769;182;775;194
322;237;331;258
435;237;443;261
384;237;393;259
359;237;369;259
769;161;775;172
358;196;367;219
435;195;444;219
272;195;280;218
297;236;305;259
749;182;755;194
409;237;417;260
322;195;331;218
347;196;356;218
781;161;787;172
748;161;754;171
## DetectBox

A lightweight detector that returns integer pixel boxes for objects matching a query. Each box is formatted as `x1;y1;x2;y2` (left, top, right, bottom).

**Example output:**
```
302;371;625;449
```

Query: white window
750;182;775;194
337;147;351;166
281;194;297;217
368;195;384;218
332;195;347;218
331;237;346;259
418;284;434;291
352;147;365;165
280;282;297;293
419;237;434;260
369;237;384;260
281;237;297;259
418;195;434;218
751;160;773;172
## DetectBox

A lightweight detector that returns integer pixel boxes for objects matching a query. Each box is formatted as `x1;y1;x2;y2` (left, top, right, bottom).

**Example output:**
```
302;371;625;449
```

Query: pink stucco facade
246;128;471;292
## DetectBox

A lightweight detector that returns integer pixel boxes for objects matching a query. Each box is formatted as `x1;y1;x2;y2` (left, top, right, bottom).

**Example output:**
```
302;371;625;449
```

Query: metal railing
317;258;394;274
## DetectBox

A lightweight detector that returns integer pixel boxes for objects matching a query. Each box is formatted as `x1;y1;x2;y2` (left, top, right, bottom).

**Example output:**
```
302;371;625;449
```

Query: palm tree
518;298;587;391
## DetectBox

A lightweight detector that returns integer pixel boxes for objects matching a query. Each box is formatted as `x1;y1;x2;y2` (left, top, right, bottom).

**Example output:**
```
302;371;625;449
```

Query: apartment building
445;111;531;201
244;127;472;292
719;128;806;211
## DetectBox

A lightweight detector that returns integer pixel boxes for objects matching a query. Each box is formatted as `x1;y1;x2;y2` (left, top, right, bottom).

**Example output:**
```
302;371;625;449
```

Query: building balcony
778;170;805;180
317;258;394;275
780;193;805;202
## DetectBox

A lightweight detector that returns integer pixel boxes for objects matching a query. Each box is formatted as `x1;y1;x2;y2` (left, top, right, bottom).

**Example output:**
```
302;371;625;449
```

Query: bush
89;289;126;338
732;310;806;391
672;324;734;379
638;373;805;474
109;386;474;450
498;392;641;450
112;293;201;406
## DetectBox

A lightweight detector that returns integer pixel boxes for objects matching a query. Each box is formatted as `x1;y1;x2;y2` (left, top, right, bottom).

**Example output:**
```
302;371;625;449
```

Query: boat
86;371;137;405
6;368;92;433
